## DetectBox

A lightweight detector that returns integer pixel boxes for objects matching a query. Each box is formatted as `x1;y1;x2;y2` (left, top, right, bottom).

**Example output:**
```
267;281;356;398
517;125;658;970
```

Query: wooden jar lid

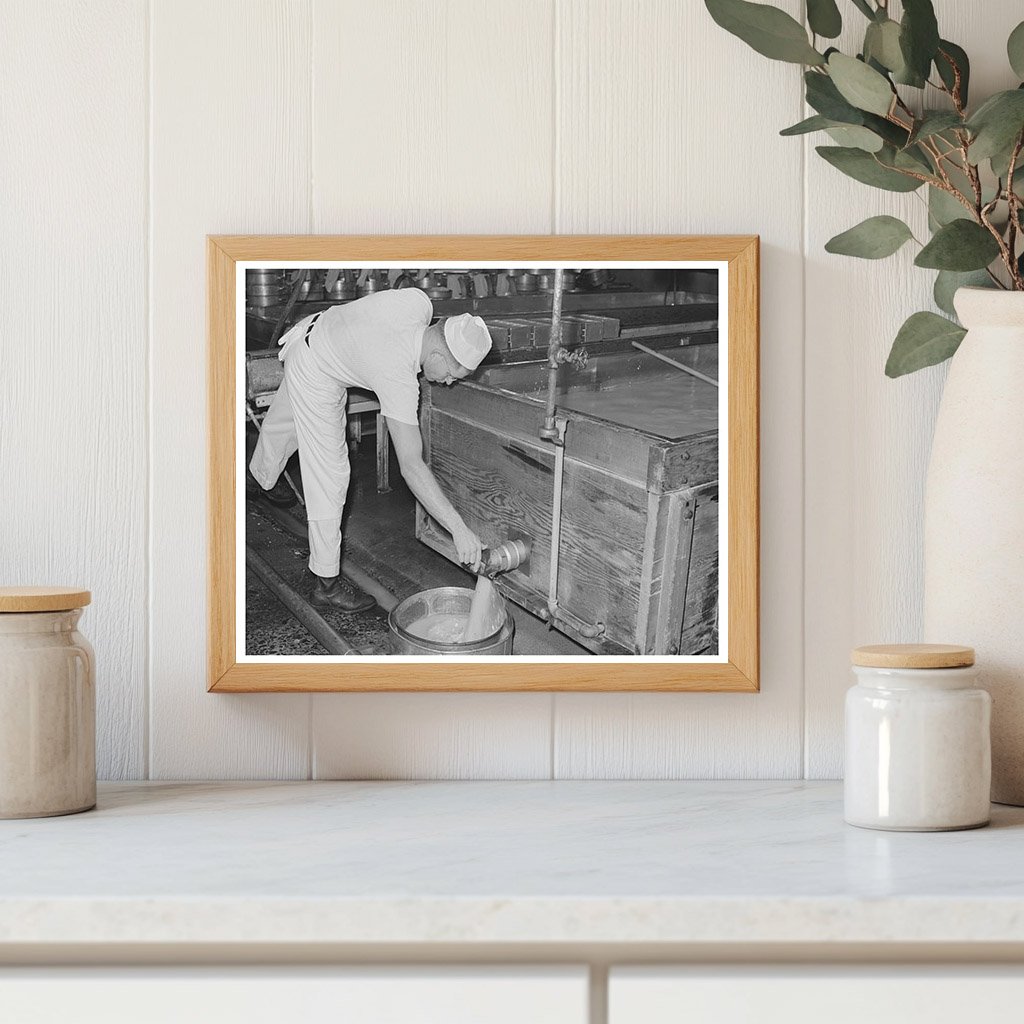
851;643;975;669
0;587;91;613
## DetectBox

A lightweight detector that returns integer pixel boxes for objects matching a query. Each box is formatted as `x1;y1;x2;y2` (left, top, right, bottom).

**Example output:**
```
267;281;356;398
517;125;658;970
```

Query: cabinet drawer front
610;967;1024;1024
0;966;588;1024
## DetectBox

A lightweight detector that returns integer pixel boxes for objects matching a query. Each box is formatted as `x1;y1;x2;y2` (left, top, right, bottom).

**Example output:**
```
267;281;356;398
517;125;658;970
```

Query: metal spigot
477;539;530;578
463;540;531;577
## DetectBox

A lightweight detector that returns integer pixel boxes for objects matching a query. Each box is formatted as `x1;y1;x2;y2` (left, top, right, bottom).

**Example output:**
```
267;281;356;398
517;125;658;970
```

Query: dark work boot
246;467;298;508
310;574;376;613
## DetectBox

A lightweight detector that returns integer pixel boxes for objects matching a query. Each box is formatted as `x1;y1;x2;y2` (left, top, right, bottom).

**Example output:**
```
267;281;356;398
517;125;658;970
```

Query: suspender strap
304;311;323;347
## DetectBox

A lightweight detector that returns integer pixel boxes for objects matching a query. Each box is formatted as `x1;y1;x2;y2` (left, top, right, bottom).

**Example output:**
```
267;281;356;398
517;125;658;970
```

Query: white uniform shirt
312;288;431;425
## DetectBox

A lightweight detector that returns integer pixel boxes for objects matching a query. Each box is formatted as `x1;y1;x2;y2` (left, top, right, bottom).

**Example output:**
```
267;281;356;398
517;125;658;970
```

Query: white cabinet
0;967;588;1024
609;967;1024;1024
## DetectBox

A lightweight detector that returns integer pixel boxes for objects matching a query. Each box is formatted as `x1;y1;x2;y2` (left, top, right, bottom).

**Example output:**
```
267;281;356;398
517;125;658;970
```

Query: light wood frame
208;235;759;692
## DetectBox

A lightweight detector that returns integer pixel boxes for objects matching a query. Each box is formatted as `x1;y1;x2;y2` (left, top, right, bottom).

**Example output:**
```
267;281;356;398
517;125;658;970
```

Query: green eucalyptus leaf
826;125;884;152
863;112;910;148
899;0;940;83
825;215;914;259
967;89;1024;163
780;114;834;136
933;270;992;317
990;131;1024;182
884;143;934;175
885;311;966;377
935;41;970;107
827;52;895;116
816;145;923;191
907;111;963;147
807;0;841;39
1009;21;1024;80
914;220;1001;271
805;70;868;123
864;19;905;74
705;0;825;64
850;0;875;19
928;185;970;227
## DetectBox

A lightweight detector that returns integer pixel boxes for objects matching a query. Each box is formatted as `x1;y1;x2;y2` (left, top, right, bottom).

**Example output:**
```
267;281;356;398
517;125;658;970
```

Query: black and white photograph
241;263;723;659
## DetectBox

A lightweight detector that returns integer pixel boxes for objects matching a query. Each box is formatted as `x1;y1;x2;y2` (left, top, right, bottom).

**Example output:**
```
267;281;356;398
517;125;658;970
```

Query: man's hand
452;522;483;571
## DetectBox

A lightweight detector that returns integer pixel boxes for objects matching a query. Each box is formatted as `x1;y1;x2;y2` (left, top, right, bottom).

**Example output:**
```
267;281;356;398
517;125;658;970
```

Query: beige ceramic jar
0;587;95;818
844;644;990;832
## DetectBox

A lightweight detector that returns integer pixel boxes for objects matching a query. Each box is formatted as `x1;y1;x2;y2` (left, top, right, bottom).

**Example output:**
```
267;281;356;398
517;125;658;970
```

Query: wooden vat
416;345;720;656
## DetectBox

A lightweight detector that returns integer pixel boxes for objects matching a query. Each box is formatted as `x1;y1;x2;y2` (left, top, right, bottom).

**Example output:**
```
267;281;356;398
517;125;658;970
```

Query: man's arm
386;418;483;568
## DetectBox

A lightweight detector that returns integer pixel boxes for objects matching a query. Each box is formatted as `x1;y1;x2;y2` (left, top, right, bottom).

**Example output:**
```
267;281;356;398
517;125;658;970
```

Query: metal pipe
630;340;719;388
539;268;565;441
546;418;567;621
245;546;359;655
270;269;310;347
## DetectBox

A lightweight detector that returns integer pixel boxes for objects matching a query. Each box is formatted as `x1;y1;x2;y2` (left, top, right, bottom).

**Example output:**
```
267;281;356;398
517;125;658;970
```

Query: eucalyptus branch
986;267;1007;289
1007;137;1024;287
704;0;1024;372
935;47;966;116
962;146;984;210
893;93;916;121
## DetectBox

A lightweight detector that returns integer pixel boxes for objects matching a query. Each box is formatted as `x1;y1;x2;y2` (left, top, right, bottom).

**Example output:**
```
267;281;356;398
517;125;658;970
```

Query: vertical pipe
547;419;567;620
539;268;565;441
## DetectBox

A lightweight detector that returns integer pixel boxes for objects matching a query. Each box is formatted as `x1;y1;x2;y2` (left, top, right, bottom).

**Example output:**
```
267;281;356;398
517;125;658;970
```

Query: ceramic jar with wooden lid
0;587;95;818
844;644;990;832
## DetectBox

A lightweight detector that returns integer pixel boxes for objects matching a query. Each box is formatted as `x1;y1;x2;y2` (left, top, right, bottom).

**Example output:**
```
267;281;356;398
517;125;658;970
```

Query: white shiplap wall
2;0;1012;780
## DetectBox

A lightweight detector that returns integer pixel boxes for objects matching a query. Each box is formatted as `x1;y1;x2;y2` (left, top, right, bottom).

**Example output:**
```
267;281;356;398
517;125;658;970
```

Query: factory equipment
246;269;288;308
416;341;720;656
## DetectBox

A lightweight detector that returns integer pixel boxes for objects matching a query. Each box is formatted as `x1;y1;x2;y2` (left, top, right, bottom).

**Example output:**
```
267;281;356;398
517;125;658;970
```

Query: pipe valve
557;346;589;371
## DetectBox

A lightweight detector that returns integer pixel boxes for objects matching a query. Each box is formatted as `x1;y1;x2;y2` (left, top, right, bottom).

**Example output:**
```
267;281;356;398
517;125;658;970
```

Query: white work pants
249;317;349;578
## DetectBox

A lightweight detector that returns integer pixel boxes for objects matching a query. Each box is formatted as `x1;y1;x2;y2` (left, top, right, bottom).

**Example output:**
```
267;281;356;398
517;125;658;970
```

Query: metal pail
387;586;514;656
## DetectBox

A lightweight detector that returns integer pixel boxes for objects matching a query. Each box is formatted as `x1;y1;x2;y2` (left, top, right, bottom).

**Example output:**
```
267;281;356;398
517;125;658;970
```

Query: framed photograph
208;236;758;692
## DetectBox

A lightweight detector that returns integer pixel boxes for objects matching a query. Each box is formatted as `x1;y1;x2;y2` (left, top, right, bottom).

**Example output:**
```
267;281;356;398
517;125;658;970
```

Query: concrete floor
244;435;588;656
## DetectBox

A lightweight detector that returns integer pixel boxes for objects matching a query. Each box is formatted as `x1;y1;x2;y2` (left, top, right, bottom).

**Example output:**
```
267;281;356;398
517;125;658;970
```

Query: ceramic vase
923;287;1024;805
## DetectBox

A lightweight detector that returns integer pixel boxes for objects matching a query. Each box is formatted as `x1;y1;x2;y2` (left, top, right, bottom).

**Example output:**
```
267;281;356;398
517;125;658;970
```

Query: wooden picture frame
209;235;759;692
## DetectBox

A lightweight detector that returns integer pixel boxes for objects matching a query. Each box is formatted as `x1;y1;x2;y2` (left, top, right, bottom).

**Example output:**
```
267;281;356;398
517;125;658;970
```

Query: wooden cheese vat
417;344;720;656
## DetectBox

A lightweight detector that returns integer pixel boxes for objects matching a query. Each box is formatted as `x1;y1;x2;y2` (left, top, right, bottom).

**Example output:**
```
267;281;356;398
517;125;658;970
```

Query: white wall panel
551;0;806;778
309;0;556;234
0;0;148;779
7;0;1015;781
803;1;1024;778
308;0;556;779
148;0;312;778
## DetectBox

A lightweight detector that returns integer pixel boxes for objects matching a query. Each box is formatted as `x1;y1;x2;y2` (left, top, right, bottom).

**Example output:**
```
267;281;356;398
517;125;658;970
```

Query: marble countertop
2;781;1023;948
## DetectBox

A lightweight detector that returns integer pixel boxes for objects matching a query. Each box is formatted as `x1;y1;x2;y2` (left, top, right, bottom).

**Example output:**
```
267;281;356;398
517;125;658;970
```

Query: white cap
443;313;491;371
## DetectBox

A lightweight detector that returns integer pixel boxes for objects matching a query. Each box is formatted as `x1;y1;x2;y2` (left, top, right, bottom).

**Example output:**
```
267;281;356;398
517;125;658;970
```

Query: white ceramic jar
844;644;990;832
0;587;95;818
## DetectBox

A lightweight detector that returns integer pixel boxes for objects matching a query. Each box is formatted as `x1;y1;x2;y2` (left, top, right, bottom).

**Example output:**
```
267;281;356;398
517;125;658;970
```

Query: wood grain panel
0;0;148;779
803;0;1024;778
308;1;557;778
149;0;312;778
552;0;802;777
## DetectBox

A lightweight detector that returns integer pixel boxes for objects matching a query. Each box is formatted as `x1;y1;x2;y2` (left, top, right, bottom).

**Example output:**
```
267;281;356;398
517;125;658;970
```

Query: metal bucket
388;586;514;656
